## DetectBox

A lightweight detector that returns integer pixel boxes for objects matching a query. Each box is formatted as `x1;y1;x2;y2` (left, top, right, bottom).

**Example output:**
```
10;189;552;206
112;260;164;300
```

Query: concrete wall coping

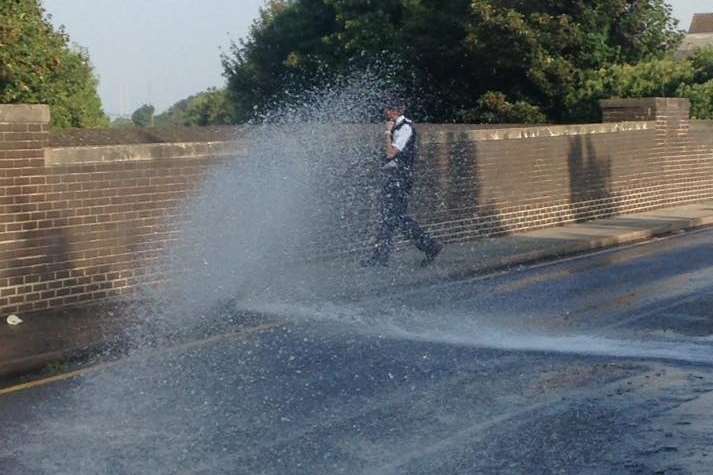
422;121;654;144
599;97;691;109
44;121;656;163
691;120;713;131
46;141;244;166
0;105;50;124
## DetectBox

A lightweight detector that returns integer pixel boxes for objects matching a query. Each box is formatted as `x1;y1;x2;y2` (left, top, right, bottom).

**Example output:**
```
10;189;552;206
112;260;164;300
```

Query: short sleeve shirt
392;116;413;152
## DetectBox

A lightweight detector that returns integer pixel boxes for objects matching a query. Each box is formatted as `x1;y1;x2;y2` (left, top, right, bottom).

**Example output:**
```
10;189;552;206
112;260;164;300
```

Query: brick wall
0;105;238;314
0;106;52;314
38;142;238;313
404;99;713;246
407;122;660;244
0;98;712;315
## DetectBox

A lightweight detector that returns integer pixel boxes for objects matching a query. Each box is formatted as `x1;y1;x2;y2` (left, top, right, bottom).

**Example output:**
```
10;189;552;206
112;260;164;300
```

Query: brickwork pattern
404;99;711;247
0;106;234;314
409;129;661;243
0;99;712;314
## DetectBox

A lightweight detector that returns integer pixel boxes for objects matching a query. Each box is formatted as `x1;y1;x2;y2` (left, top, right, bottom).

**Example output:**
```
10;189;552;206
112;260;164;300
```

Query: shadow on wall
567;135;618;223
445;131;506;240
448;132;479;223
363;129;621;250
5;225;74;313
406;131;481;244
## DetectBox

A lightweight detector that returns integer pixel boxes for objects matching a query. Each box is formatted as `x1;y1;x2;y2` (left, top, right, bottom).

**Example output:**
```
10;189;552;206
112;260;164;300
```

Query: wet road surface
3;229;713;474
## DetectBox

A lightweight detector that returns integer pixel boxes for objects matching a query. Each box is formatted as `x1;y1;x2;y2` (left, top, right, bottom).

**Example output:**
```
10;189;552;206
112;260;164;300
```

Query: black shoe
360;255;388;268
420;241;443;267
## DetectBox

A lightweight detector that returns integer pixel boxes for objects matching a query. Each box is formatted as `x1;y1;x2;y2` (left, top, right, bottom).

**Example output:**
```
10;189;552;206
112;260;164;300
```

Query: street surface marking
0;322;284;397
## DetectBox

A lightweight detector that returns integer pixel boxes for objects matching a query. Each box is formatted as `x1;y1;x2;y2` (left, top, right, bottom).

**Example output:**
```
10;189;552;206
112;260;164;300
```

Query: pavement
0;305;128;384
3;199;713;384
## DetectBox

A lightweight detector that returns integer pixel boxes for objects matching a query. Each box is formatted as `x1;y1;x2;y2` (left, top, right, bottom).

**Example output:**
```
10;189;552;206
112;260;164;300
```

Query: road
3;229;713;474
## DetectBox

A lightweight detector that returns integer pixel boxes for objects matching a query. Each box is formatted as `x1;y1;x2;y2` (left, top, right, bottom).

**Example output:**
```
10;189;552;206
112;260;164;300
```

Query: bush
131;104;155;128
690;47;713;83
678;80;713;119
110;117;134;129
459;91;547;124
154;89;234;127
566;58;695;122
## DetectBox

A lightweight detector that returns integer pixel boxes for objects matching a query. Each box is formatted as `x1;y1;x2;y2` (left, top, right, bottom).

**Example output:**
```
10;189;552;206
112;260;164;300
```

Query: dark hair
384;96;406;111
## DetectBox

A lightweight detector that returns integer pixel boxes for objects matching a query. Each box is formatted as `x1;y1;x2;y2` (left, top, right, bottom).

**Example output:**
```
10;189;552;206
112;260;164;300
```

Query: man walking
362;99;443;267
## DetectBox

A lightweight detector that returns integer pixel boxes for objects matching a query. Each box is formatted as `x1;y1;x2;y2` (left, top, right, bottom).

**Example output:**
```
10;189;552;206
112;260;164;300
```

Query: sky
43;0;265;117
42;0;702;117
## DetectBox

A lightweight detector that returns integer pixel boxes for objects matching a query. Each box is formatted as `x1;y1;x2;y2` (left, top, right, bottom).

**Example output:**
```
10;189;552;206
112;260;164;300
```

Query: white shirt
391;115;413;152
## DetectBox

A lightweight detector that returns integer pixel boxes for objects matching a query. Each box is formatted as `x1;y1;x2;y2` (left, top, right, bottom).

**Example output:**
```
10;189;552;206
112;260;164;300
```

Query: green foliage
222;0;683;124
110;117;134;129
464;0;682;122
183;89;233;126
155;88;234;127
131;104;155;128
681;48;713;119
678;80;713;120
690;47;713;84
566;49;713;122
154;98;191;127
0;0;108;127
222;0;340;122
458;92;547;124
567;58;695;121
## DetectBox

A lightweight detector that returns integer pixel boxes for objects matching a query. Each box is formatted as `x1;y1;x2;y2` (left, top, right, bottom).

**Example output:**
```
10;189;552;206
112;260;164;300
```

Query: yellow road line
0;322;285;397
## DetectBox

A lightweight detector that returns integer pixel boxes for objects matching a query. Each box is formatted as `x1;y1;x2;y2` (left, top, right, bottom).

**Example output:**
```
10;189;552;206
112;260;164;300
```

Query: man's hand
386;120;395;134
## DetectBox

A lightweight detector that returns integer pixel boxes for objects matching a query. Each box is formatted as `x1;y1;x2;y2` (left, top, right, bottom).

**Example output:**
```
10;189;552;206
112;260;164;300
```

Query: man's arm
387;122;412;160
385;120;399;159
386;142;401;159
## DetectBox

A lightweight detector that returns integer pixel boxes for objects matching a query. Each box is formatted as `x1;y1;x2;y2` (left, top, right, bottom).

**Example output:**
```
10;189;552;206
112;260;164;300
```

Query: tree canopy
569;47;713;120
0;0;108;127
154;88;234;127
131;104;155;128
222;0;684;124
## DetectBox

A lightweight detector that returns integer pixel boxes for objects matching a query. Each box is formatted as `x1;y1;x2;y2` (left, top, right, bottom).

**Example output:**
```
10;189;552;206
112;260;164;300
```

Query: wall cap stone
46;141;243;166
691;120;713;131
599;97;691;110
422;121;654;143
0;105;50;124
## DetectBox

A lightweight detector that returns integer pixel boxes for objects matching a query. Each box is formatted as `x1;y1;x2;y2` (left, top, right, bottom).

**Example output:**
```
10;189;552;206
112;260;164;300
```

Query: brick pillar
0;105;49;156
600;98;692;207
0;105;50;314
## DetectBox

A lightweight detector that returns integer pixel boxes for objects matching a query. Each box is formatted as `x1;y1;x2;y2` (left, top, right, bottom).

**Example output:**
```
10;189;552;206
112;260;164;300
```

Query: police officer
362;98;443;267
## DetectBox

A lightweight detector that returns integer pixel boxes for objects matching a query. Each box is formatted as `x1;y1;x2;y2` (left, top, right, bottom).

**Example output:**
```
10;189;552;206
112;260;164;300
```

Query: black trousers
372;173;437;262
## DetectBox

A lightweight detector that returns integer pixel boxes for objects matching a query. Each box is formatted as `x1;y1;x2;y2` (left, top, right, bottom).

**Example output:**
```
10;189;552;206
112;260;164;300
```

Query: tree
565;58;691;120
182;89;233;126
110;117;134;128
222;0;340;123
0;0;108;127
131;104;155;128
460;91;547;124
154;88;234;127
153;97;192;127
679;80;713;119
567;47;713;121
465;0;683;122
222;0;683;124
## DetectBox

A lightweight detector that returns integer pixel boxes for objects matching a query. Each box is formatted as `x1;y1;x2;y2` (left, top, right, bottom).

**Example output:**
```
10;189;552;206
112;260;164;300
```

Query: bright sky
42;0;701;117
43;0;264;116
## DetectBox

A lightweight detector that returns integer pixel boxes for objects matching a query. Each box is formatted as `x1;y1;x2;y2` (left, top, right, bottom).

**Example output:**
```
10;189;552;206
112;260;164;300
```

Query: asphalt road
3;229;713;474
